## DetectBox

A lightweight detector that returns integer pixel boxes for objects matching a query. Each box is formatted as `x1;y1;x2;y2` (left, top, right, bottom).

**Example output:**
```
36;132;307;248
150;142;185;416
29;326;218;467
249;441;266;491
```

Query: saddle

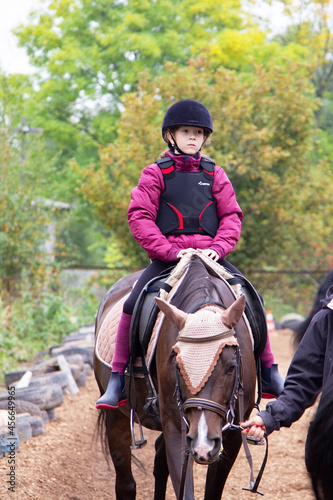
129;271;173;358
129;265;267;363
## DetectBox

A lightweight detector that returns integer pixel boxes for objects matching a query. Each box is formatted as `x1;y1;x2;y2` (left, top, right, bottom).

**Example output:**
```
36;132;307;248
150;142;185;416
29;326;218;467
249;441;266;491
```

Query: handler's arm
244;314;326;436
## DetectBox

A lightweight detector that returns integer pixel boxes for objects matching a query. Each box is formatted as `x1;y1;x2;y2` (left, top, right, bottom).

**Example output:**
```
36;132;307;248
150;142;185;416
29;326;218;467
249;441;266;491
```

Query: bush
0;271;99;382
246;270;328;321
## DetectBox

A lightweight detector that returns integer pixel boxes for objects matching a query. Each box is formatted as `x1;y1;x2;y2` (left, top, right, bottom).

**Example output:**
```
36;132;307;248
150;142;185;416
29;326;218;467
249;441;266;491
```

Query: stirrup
130;408;147;450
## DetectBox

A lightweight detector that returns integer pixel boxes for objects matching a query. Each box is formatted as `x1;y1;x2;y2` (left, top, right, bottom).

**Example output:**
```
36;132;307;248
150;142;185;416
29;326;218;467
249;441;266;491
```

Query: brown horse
94;255;256;499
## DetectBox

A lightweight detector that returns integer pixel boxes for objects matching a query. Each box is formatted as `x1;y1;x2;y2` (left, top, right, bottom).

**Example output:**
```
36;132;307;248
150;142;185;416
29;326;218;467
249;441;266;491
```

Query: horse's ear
221;295;246;329
155;297;188;331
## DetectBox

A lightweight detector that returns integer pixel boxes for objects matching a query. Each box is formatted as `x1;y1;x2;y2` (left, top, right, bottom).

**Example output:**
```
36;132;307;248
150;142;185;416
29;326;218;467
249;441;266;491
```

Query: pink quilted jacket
128;152;243;262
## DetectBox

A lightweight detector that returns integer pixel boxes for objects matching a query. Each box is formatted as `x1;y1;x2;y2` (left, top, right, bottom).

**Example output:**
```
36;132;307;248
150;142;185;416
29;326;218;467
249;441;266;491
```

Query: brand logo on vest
198;181;210;186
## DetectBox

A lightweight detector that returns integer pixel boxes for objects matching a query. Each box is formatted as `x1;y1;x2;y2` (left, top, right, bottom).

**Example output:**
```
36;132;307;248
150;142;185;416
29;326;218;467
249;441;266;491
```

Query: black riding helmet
162;99;213;137
162;100;213;154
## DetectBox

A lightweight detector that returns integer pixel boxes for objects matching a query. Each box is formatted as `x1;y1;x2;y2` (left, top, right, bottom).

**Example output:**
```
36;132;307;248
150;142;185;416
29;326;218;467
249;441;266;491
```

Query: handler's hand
240;416;266;439
196;248;219;261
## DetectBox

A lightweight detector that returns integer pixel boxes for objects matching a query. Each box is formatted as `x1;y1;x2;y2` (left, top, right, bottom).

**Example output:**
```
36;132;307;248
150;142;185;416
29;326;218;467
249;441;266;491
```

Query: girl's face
168;126;206;155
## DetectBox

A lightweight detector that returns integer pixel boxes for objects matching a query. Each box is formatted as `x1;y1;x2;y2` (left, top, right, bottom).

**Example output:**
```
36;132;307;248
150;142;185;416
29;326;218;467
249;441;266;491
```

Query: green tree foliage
265;0;333;137
0;72;101;378
0;74;51;291
14;0;278;158
275;0;333;90
77;60;333;271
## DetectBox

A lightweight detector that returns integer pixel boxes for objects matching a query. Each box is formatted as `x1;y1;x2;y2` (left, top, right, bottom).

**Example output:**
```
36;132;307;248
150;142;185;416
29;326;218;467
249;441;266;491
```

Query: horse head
155;294;246;465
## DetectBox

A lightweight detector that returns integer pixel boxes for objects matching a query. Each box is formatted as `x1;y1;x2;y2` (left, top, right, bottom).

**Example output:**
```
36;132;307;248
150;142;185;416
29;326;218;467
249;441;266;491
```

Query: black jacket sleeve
258;310;330;435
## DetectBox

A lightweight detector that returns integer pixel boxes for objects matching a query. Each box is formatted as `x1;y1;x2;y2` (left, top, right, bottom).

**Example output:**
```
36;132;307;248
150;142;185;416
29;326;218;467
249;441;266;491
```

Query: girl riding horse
96;99;283;410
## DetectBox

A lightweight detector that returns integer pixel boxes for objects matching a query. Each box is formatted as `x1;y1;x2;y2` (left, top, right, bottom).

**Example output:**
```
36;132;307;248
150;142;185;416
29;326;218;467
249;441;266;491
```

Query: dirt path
0;329;317;500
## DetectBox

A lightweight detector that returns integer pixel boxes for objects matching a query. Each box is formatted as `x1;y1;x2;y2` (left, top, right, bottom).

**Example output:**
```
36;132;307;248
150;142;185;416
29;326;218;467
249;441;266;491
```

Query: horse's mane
171;256;222;312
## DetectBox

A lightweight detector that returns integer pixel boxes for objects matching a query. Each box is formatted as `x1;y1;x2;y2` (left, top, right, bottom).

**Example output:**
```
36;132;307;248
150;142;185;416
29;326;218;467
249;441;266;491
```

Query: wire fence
63;265;332;318
65;265;331;275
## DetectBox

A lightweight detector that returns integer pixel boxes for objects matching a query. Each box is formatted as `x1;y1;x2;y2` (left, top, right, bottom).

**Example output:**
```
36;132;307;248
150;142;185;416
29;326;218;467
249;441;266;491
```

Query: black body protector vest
155;156;219;237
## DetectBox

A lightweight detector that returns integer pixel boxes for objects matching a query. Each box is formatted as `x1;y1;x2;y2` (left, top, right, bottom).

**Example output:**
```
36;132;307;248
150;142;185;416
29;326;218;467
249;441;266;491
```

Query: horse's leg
153;433;169;500
204;430;242;500
104;409;136;500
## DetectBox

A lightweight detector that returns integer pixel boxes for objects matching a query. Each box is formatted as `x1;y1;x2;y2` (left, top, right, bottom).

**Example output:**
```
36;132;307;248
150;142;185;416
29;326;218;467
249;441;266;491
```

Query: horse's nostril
213;437;222;455
186;434;222;464
186;434;193;451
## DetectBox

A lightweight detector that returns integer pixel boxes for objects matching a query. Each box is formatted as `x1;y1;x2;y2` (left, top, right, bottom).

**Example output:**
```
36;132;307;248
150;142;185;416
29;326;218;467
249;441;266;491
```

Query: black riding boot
96;371;127;409
261;362;284;399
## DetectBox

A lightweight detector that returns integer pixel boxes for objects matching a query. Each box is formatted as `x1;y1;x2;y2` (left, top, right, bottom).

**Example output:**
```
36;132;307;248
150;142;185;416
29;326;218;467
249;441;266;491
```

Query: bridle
174;341;267;500
174;301;243;429
182;346;243;427
174;343;242;500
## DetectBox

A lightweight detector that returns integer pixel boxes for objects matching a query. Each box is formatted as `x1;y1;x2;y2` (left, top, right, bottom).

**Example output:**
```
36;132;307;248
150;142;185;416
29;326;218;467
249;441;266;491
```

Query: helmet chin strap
170;133;207;156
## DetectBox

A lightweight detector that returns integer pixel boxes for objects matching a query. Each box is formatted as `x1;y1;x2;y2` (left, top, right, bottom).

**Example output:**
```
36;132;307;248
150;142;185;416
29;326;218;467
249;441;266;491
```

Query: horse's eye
227;365;236;375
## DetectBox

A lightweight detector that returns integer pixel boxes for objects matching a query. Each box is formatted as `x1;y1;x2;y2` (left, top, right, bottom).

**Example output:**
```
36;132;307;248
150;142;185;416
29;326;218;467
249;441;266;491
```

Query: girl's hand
240;416;266;439
196;248;219;261
177;248;194;259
